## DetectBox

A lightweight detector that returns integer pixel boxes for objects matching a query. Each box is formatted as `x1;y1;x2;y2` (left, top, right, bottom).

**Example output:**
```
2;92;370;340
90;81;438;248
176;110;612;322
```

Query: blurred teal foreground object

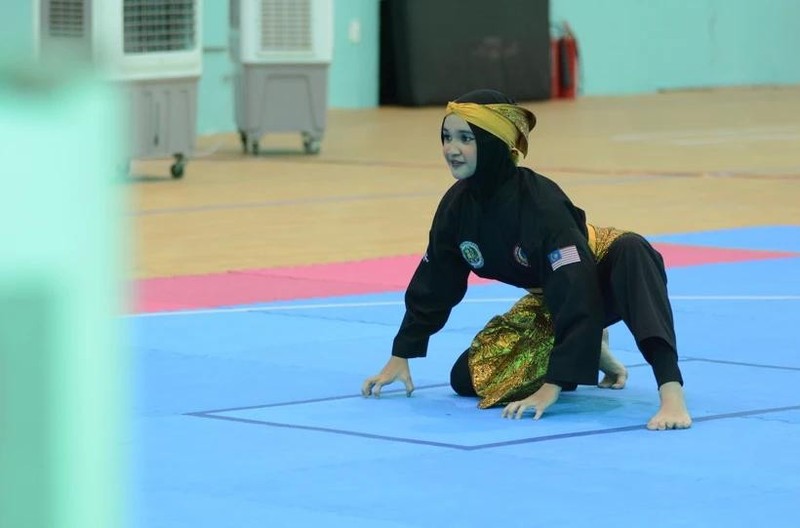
0;62;128;528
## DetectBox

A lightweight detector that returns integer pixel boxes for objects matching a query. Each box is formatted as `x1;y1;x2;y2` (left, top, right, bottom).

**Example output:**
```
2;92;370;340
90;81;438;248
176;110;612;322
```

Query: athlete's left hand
501;383;562;420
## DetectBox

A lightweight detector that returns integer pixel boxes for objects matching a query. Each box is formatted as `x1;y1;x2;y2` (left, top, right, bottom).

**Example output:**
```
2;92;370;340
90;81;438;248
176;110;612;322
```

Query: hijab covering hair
442;89;537;199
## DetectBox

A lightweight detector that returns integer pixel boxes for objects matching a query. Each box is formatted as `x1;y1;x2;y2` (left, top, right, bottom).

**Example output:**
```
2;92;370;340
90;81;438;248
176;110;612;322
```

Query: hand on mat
501;383;562;420
361;356;415;398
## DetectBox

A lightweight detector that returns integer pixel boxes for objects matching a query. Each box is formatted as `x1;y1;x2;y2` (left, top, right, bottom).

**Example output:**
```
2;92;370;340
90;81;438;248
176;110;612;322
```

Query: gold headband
445;101;536;164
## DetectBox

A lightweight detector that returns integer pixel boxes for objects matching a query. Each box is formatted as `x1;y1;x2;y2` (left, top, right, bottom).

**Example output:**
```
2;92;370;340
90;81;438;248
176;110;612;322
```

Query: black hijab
443;89;521;200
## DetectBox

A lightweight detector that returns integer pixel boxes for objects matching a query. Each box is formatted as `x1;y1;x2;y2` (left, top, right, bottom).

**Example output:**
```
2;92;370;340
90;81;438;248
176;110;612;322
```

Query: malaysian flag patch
548;245;581;271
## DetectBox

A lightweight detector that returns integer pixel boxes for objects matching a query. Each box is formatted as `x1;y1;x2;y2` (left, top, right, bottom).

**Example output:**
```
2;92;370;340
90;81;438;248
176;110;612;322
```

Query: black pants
449;233;682;396
597;234;683;387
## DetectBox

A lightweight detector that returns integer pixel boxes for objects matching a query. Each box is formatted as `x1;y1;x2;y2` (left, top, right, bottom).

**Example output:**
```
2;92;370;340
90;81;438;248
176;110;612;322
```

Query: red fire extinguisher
551;22;579;99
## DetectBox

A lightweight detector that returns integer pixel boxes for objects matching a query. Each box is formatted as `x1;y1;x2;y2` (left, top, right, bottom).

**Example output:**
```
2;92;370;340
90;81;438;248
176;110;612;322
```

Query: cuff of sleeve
391;334;429;358
545;379;578;391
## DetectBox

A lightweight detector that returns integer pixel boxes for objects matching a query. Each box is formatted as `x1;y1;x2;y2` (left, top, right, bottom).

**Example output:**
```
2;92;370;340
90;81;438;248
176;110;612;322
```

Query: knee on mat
450;351;477;397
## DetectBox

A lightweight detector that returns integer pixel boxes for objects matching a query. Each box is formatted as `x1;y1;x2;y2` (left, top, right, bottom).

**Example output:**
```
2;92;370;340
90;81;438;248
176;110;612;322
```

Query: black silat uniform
391;90;682;389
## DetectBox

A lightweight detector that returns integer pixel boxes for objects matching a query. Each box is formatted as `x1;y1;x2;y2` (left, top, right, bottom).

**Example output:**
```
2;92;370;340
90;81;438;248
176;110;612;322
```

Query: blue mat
130;226;800;528
649;225;800;253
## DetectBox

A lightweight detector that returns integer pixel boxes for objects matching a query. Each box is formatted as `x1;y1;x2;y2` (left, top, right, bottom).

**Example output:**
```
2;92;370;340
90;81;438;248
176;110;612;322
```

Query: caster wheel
302;133;321;154
238;130;247;154
170;163;185;179
304;140;321;154
170;154;186;179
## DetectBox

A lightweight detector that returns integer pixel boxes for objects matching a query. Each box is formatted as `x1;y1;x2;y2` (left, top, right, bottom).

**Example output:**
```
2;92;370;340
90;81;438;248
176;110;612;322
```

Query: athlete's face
441;114;477;180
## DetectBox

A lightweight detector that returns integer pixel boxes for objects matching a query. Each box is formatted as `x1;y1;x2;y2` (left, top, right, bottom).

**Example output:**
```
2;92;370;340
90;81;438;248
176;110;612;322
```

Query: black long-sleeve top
391;168;604;386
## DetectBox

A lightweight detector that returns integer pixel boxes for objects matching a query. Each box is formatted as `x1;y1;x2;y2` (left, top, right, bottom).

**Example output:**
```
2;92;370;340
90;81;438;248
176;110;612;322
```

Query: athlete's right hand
361;356;415;398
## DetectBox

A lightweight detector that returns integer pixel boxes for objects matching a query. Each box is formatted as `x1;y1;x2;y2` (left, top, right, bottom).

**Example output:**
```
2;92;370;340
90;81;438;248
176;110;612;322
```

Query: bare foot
598;330;627;389
647;381;692;430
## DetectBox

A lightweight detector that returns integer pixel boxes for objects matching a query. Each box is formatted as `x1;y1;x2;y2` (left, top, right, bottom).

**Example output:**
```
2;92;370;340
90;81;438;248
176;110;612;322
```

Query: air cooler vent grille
48;0;86;39
260;0;312;52
123;0;196;54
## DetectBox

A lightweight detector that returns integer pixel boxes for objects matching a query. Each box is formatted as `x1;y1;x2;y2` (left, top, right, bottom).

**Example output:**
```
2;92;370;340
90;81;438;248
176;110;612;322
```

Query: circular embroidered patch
459;241;484;269
513;244;530;267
